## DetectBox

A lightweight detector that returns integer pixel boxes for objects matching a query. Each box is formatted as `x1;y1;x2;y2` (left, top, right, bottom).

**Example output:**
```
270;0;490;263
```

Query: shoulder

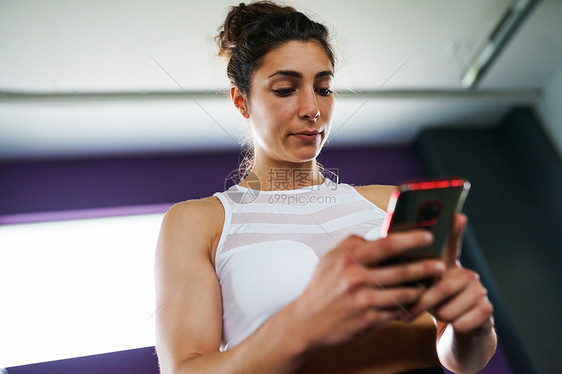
164;196;224;223
352;184;397;211
157;196;225;260
161;196;224;235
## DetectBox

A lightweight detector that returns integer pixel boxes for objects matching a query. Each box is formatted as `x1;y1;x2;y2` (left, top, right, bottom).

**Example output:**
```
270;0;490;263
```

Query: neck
240;158;325;191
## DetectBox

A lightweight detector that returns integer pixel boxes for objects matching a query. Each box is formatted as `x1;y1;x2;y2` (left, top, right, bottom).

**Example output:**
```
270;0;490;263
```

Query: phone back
384;179;470;260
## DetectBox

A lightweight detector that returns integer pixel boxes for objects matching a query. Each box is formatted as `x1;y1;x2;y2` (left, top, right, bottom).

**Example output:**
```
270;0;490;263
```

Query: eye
316;88;333;97
273;88;295;97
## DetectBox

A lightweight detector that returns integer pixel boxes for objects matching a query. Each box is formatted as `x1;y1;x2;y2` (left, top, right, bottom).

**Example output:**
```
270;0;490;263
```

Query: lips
292;130;321;141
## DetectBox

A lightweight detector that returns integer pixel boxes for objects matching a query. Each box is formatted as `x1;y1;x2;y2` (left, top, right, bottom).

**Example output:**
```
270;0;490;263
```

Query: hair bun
216;3;246;58
216;1;295;58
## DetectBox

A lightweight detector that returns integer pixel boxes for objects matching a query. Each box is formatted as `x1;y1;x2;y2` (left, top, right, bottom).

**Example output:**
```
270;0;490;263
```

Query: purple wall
0;146;422;218
5;347;159;374
1;145;510;373
0;151;239;217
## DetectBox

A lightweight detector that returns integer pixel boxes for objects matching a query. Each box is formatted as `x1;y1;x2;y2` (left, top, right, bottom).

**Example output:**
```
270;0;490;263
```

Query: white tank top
213;180;387;350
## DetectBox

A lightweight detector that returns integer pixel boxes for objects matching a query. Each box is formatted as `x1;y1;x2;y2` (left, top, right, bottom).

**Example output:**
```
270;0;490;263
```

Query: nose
299;89;320;122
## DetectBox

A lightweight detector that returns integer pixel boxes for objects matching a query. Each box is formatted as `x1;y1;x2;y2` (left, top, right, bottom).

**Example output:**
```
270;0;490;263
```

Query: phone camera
416;200;443;227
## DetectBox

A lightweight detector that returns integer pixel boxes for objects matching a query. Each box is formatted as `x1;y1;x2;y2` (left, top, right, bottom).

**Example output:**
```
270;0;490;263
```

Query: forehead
256;40;333;78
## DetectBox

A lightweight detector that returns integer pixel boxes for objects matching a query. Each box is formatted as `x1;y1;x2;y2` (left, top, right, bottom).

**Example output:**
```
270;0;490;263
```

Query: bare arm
409;214;497;373
437;322;497;374
154;197;447;373
154;199;311;374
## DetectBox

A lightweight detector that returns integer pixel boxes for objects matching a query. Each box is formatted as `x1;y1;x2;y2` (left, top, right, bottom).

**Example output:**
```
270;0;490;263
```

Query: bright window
0;212;165;368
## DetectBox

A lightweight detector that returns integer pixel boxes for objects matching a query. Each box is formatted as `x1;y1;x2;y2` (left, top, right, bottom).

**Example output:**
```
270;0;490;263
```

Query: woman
154;2;497;373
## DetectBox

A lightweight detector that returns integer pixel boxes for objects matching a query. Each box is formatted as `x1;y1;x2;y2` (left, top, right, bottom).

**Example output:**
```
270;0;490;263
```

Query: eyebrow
268;70;334;79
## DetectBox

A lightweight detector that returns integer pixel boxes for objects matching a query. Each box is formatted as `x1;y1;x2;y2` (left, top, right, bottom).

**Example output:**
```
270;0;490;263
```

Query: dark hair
216;1;335;98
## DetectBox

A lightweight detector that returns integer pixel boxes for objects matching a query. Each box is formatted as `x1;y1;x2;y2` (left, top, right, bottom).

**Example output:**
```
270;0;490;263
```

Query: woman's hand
407;214;497;373
408;214;495;334
284;230;447;350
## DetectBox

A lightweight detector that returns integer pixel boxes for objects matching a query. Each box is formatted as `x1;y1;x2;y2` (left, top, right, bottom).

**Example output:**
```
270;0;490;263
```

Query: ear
231;86;250;119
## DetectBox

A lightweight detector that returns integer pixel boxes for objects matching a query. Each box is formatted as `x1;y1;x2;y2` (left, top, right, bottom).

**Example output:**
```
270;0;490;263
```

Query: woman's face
243;40;335;166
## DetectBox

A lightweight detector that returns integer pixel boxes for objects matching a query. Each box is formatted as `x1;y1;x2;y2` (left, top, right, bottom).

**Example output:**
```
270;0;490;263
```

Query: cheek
269;98;295;120
320;98;334;129
321;97;335;117
248;100;283;147
251;96;285;121
252;98;294;134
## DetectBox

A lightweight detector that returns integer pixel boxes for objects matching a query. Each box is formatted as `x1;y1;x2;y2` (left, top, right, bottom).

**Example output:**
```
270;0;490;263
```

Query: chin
278;140;325;164
291;149;322;164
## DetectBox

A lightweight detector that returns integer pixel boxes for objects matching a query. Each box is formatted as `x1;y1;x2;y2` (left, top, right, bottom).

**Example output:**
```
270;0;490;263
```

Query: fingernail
435;262;446;272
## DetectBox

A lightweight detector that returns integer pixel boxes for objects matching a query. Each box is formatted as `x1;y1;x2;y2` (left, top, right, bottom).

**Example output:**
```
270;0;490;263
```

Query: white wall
537;64;562;158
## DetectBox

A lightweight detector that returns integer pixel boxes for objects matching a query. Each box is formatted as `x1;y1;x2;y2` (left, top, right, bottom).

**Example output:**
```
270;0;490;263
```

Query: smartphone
381;177;471;262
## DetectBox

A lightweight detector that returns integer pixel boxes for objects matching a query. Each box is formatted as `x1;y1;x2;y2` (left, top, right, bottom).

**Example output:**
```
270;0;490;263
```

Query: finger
408;268;471;316
432;281;487;322
368;259;446;287
359;286;426;310
351;230;434;265
360;309;405;330
442;213;467;267
450;297;495;334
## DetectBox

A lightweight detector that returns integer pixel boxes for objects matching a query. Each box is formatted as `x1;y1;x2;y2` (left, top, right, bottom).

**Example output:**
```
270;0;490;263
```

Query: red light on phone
405;178;465;191
381;188;400;236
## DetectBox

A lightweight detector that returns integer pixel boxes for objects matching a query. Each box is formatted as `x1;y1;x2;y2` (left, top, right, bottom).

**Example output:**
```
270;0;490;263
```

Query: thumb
442;213;467;267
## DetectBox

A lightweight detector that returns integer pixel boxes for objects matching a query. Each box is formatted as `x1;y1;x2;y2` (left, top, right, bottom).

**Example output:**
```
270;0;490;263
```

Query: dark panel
415;107;562;374
497;108;562;238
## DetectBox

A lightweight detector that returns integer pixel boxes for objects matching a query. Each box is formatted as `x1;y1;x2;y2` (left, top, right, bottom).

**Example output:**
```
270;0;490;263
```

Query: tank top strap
212;191;233;264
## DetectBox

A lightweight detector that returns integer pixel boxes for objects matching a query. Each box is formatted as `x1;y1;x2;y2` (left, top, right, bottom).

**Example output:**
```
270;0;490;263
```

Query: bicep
154;204;223;371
